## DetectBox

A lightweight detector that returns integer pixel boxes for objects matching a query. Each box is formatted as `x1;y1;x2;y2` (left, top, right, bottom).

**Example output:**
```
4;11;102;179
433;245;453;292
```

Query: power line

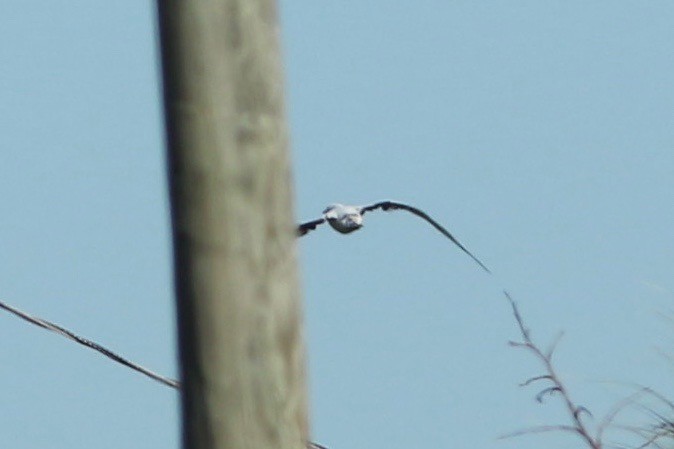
0;298;330;448
0;298;180;389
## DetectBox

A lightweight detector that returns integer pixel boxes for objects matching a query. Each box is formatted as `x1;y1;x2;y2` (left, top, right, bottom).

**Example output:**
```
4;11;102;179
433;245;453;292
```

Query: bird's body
298;200;490;273
323;203;363;234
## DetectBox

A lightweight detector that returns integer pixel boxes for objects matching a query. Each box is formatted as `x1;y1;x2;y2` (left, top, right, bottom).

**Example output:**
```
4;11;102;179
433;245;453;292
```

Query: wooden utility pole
156;1;308;449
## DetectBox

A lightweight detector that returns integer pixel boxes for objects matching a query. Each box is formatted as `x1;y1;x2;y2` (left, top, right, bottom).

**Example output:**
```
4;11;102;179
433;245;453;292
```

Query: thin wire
0;298;329;448
0;298;180;389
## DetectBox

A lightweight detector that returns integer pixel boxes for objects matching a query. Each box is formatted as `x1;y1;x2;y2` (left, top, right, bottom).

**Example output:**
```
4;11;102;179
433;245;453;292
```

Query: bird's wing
360;200;491;273
297;218;327;236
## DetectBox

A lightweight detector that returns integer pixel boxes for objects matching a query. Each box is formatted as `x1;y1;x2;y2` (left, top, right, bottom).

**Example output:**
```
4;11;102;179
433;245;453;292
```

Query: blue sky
1;2;673;449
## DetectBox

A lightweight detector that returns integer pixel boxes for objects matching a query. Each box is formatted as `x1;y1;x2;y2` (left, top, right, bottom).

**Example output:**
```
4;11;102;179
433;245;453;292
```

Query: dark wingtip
480;261;492;274
466;253;491;274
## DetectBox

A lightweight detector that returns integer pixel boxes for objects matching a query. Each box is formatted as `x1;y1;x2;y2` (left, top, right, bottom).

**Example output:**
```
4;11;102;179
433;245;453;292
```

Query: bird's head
322;204;342;216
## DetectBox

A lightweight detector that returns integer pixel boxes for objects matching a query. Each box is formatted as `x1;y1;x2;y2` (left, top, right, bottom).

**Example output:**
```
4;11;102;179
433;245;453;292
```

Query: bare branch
620;425;670;449
536;386;562;403
520;375;554;387
575;406;593;421
504;292;601;449
596;389;647;444
640;387;674;413
499;425;580;439
546;331;565;359
504;290;530;341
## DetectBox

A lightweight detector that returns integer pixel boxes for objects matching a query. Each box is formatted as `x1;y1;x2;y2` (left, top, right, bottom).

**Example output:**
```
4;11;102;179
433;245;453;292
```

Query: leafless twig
596;389;647;443
503;292;674;449
504;291;601;448
499;424;581;439
623;387;674;449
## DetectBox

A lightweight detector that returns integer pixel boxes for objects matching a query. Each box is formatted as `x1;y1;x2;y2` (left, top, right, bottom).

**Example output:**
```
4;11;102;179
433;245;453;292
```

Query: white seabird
298;200;490;273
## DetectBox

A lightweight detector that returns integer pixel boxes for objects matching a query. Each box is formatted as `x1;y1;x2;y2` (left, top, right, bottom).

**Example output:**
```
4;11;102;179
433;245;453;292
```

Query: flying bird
298;200;490;273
